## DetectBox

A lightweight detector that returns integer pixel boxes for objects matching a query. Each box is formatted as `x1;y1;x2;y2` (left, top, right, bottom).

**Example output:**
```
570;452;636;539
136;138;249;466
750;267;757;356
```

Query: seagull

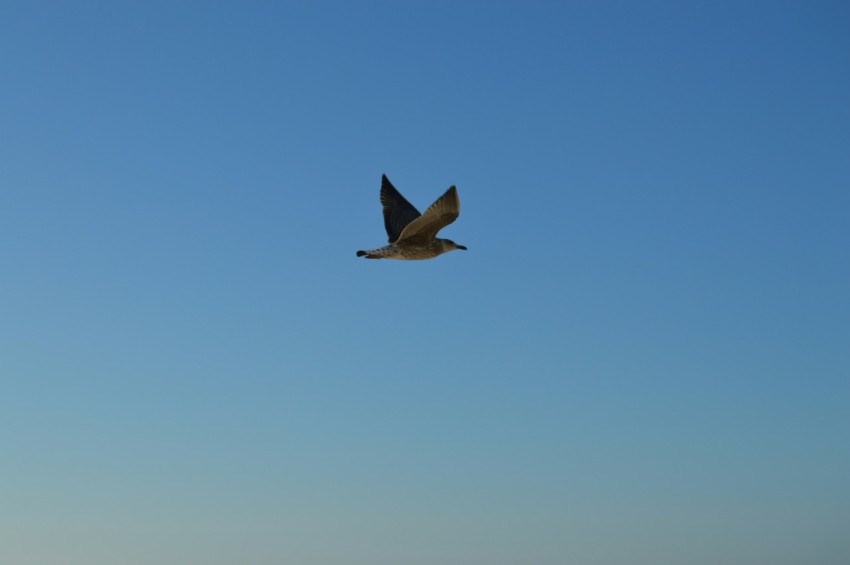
356;175;467;260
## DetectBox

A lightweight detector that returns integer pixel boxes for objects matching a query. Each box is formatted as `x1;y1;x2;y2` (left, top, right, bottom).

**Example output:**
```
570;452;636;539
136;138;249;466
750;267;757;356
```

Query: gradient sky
1;2;848;564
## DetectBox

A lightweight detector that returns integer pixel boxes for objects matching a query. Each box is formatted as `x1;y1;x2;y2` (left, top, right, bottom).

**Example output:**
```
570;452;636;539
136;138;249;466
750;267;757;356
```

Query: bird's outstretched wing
396;185;460;244
381;175;421;243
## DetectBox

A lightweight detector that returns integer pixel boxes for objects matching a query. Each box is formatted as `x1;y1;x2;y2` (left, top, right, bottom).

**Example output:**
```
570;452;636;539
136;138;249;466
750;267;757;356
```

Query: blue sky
1;1;848;563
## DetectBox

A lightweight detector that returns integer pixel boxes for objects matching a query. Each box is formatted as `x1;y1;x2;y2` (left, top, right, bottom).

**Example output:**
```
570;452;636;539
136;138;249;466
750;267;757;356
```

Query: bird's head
441;239;468;253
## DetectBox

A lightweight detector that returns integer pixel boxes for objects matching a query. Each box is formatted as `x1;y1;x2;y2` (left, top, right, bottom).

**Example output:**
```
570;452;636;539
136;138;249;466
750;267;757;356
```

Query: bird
356;174;467;260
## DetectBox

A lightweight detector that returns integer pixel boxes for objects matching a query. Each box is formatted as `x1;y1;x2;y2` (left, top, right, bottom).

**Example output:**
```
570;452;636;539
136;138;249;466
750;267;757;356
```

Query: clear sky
1;1;848;564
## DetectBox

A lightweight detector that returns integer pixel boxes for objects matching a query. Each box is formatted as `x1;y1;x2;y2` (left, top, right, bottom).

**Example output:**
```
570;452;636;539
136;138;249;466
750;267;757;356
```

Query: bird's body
356;239;460;260
356;175;466;260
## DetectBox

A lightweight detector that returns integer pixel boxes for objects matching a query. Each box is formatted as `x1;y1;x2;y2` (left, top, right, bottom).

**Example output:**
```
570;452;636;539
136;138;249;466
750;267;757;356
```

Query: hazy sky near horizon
2;2;848;564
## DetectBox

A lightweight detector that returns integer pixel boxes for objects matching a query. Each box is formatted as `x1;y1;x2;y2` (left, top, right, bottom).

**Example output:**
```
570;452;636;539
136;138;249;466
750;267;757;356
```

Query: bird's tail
356;249;383;259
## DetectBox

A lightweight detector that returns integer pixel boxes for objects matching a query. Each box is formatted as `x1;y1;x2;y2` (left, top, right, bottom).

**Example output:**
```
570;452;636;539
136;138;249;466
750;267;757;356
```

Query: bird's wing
380;175;421;243
396;185;459;243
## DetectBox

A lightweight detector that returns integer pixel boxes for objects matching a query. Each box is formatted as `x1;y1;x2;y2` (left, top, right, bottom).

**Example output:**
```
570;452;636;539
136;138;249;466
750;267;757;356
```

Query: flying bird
356;175;467;260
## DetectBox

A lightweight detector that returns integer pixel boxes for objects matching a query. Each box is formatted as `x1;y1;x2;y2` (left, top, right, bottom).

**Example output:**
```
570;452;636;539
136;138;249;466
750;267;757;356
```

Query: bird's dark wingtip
356;250;367;257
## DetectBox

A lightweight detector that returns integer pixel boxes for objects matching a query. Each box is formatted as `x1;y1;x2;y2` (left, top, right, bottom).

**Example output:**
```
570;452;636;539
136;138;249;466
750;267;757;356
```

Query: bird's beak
457;245;468;250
